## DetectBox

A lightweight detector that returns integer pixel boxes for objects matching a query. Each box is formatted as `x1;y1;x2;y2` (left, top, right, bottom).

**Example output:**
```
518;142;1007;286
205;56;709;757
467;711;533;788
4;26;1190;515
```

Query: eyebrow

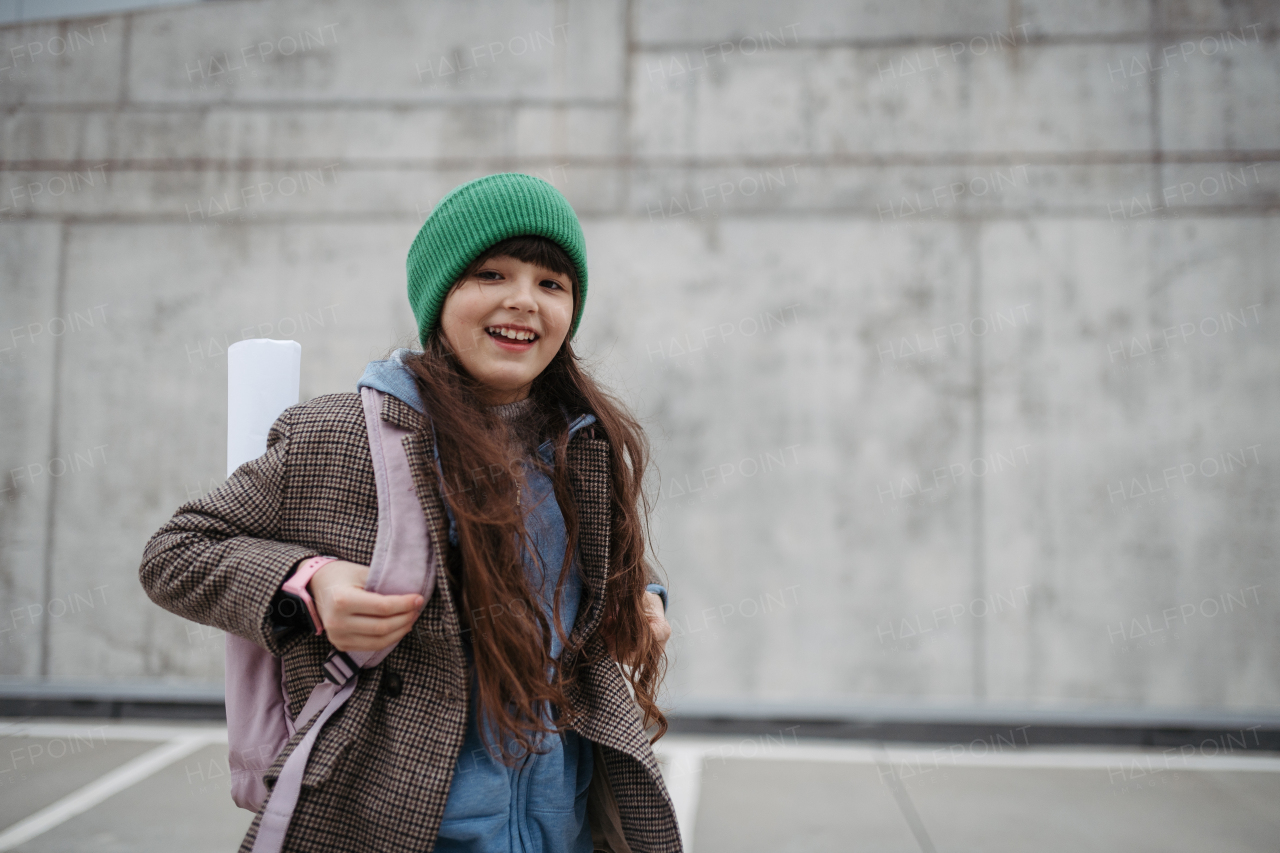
476;261;569;285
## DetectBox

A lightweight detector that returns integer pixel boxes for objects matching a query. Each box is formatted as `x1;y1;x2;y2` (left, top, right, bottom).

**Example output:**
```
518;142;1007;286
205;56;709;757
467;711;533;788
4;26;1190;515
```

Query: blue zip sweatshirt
357;349;595;853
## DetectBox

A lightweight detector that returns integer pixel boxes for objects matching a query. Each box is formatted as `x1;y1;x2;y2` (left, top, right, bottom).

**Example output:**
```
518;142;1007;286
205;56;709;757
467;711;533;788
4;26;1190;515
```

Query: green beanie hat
406;172;589;346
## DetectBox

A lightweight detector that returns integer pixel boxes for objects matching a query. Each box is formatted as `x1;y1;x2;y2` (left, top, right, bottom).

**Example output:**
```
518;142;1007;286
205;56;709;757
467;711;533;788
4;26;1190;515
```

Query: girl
140;173;681;853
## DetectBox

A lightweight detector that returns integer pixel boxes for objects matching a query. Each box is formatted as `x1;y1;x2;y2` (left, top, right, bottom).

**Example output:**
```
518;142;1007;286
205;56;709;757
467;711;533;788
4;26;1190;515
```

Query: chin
478;373;534;394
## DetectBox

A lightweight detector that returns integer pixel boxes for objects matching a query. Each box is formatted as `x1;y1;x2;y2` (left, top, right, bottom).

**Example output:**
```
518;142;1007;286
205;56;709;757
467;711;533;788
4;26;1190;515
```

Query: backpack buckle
322;649;358;685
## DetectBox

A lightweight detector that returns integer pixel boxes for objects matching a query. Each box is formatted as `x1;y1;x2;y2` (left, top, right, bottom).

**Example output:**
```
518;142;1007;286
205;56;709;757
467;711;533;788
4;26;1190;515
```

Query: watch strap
282;556;338;635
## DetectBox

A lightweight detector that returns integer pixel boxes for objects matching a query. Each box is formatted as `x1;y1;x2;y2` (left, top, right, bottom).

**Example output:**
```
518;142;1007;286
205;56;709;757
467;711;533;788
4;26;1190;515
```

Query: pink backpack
224;386;436;853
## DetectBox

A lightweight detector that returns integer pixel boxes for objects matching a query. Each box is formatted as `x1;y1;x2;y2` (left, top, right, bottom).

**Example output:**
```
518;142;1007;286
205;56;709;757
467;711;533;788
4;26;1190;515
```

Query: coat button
382;667;403;698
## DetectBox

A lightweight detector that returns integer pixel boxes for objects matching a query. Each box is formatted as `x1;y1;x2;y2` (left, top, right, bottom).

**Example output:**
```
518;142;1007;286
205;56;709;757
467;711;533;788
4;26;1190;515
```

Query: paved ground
2;718;1278;852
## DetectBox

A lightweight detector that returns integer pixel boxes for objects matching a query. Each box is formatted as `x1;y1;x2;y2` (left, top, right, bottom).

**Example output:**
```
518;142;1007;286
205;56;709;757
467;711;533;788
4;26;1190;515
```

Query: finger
345;590;423;616
330;621;417;653
338;610;422;637
333;604;422;633
338;590;425;618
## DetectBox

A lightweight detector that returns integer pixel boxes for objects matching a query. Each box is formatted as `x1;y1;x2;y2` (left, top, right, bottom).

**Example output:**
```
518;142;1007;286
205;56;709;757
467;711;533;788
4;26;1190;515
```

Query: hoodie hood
357;347;426;414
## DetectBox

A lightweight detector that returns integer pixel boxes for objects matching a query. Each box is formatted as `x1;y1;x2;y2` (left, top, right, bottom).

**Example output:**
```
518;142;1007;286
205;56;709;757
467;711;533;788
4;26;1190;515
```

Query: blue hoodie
357;349;595;853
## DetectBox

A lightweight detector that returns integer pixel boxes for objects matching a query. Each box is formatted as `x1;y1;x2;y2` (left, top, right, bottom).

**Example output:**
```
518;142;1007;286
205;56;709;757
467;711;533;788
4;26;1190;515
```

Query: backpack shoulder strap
252;388;437;853
319;387;436;682
360;386;436;602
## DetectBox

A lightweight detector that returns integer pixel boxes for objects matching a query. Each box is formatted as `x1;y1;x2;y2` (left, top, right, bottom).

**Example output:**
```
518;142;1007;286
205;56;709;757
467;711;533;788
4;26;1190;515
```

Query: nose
502;274;540;313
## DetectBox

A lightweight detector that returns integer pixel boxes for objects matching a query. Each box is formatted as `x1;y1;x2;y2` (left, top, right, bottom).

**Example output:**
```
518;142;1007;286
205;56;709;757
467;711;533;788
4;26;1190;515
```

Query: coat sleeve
139;405;321;656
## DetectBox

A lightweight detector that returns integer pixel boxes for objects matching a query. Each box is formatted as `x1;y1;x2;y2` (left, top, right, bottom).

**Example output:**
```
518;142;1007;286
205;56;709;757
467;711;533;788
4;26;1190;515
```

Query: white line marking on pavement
658;735;1280;772
653;742;708;853
0;720;228;743
0;734;218;851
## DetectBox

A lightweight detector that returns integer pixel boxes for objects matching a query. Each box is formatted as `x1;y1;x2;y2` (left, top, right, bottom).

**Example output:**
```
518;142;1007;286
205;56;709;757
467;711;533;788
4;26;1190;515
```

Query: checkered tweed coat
140;391;682;853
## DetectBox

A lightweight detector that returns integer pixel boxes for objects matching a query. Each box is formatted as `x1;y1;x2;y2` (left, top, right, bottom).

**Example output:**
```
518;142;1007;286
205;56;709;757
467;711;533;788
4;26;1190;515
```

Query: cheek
440;289;484;345
545;296;575;338
438;307;462;349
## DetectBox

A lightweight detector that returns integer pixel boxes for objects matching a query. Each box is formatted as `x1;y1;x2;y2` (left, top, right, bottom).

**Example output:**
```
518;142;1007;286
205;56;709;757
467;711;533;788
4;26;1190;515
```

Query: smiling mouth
485;325;539;343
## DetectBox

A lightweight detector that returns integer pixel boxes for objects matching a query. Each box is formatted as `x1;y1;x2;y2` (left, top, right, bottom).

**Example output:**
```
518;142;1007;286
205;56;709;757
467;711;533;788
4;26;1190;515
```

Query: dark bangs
455;234;579;302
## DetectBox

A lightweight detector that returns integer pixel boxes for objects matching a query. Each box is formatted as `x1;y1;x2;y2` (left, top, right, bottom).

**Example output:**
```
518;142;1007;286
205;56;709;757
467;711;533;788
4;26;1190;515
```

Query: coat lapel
561;432;673;796
379;391;424;433
564;432;612;654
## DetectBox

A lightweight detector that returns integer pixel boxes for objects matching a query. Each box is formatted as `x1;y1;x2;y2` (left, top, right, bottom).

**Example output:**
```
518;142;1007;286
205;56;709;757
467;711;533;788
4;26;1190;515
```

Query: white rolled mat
227;339;301;476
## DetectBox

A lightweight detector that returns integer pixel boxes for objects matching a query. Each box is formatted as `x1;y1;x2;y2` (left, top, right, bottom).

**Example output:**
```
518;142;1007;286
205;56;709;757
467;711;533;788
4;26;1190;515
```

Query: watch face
276;592;302;620
273;591;315;634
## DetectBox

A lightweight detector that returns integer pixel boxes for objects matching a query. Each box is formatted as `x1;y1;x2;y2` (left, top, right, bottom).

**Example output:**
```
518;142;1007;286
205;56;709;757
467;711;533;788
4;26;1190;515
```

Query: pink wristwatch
282;556;338;635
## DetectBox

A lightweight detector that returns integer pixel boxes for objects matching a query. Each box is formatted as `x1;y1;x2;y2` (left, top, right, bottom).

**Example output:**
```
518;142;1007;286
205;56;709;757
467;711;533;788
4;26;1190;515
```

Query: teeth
487;326;536;341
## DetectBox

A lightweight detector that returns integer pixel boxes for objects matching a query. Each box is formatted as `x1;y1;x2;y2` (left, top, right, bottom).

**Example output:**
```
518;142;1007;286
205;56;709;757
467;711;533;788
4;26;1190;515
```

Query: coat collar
380;392;425;432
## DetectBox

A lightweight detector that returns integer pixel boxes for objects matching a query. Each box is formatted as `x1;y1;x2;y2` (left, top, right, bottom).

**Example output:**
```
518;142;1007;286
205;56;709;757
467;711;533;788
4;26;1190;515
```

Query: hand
643;591;671;658
606;592;670;666
619;591;670;666
308;560;424;652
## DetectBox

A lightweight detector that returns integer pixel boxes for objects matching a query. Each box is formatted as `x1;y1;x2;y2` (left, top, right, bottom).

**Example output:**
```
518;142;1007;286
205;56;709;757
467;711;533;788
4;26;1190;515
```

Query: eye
541;279;565;290
477;270;502;281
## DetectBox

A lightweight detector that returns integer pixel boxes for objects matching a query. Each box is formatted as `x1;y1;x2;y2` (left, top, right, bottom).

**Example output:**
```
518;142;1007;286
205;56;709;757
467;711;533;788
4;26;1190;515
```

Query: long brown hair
403;235;666;762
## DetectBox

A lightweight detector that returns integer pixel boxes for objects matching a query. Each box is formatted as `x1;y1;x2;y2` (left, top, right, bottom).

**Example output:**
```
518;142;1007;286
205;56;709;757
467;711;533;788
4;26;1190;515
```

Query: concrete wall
1;0;1277;713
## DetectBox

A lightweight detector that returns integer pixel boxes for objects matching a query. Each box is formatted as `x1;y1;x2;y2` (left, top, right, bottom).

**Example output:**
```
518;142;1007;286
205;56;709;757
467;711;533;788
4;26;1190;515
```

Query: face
437;254;576;405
